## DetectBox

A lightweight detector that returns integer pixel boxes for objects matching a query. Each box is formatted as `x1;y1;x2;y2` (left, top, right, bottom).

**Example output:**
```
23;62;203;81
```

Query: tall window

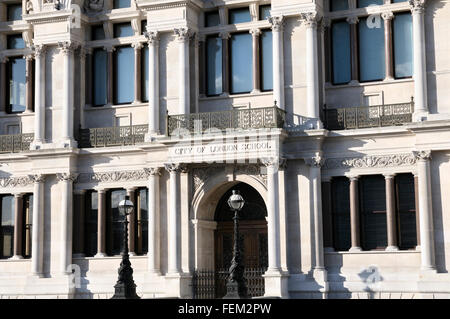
7;57;26;113
114;46;134;105
0;195;15;259
135;188;148;255
93;48;107;106
91;25;105;41
7;34;25;49
205;11;220;27
22;194;33;258
260;30;273;91
230;33;252;94
395;174;417;249
259;5;271;20
229;7;251;24
358;17;385;82
113;0;131;9
331;177;351;251
84;191;98;257
330;0;349;11
107;189;126;256
7;3;22;21
142;44;149;102
393;13;413;78
206;36;223;96
113;23;134;38
331;21;351;85
357;0;383;7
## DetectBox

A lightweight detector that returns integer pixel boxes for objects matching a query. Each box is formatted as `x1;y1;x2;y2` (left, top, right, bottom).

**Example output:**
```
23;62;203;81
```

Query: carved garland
323;153;417;170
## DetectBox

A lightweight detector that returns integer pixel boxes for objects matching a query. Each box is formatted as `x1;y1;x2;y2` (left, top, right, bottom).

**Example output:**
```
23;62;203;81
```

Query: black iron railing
0;133;34;153
78;125;148;148
323;101;414;130
192;267;266;299
166;106;286;136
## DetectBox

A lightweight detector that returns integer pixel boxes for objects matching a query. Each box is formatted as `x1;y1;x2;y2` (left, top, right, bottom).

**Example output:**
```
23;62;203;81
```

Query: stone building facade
0;0;449;299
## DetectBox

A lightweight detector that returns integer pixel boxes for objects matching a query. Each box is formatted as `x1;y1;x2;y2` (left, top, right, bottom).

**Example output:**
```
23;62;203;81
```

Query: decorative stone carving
58;41;78;55
409;0;426;14
165;163;183;173
33;45;46;58
0;176;35;188
346;16;359;25
261;157;284;168
26;0;34;14
83;0;104;14
381;12;394;21
269;15;284;32
144;31;159;45
412;150;432;161
234;164;267;187
304;154;325;167
131;42;144;50
143;167;162;177
249;29;261;37
56;173;79;182
301;12;319;28
174;28;191;42
29;174;46;183
77;170;149;183
324;153;417;170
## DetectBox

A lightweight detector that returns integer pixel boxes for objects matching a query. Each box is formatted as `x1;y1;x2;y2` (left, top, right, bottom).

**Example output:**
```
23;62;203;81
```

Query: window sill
0;258;32;262
84;102;148;111
325;248;420;255
73;255;148;260
199;90;273;101
0;111;34;118
325;77;414;89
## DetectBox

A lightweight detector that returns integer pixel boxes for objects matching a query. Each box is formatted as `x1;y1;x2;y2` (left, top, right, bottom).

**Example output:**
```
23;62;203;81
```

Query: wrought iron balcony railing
0;133;34;154
323;100;414;130
78;125;148;148
166;106;286;136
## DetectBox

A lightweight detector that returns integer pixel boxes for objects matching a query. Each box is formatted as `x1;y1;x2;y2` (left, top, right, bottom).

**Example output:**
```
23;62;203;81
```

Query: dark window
331;21;351;84
229;7;251;24
206;35;223;96
7;34;25;49
22;194;33;258
330;0;349;11
396;174;417;249
113;0;131;9
393;13;413;79
141;20;147;35
136;188;148;255
84;191;98;257
260;30;273;91
113;23;134;38
7;57;27;113
360;175;387;250
230;33;252;94
357;0;383;7
331;177;351;251
0;195;15;259
259;5;271;20
91;25;105;41
107;189;126;256
7;3;22;21
92;48;107;106
358;16;385;82
205;11;220;27
113;46;134;105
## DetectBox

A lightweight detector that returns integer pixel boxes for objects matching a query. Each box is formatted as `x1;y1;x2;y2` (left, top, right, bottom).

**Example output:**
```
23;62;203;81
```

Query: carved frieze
323;153;417;170
77;170;150;184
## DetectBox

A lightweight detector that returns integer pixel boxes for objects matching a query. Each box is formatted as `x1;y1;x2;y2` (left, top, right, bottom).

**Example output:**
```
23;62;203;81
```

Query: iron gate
192;267;266;299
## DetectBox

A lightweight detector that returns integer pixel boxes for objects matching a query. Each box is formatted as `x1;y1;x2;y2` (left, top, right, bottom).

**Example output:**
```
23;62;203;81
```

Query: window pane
229;8;251;24
230;33;252;94
359;17;385;82
261;30;273;91
142;44;149;102
113;0;131;9
331;21;351;84
394;13;413;78
330;0;349;11
7;4;22;21
139;189;148;254
332;177;351;251
392;0;407;2
114;23;134;38
141;20;147;35
205;11;220;27
9;58;26;113
259;5;271;20
396;174;417;250
206;36;223;96
93;49;107;106
7;34;25;49
360;176;387;250
110;190;126;255
1;196;15;258
91;25;105;40
85;192;98;257
357;0;383;7
114;46;135;104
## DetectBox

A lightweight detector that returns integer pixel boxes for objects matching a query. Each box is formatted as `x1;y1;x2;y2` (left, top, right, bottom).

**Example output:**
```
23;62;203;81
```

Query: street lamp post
224;190;248;299
111;195;140;299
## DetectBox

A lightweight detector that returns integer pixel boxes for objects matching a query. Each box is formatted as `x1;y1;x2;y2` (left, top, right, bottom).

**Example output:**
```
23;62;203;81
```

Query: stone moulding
76;169;150;183
324;153;417;170
0;176;35;188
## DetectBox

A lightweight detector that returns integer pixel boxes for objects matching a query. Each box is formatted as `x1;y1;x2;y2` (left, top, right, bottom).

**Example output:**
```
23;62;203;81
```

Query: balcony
166;106;286;136
323;100;414;130
78;125;148;148
0;133;34;154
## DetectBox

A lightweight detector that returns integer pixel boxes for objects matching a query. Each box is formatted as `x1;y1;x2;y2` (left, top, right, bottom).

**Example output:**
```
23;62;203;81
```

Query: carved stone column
31;45;46;148
220;32;230;95
0;55;7;113
126;187;137;256
105;46;115;106
144;31;160;136
174;28;191;115
250;29;261;93
413;150;436;271
132;42;143;104
11;193;24;259
382;12;395;81
95;188;107;257
384;174;399;251
30;174;46;276
25;54;34;113
78;47;88;128
349;175;362;251
144;167;162;274
269;16;285;109
56;173;78;274
347;17;359;83
414;172;421;249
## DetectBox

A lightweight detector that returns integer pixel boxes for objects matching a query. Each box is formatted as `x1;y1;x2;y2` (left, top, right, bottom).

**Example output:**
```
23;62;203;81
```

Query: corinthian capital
144;167;162;177
304;153;325;167
174;28;191;42
29;174;46;183
412;150;432;161
58;41;78;55
409;0;426;14
144;30;159;45
33;45;46;58
301;12;319;28
56;173;79;182
269;15;284;32
381;12;394;21
165;163;182;173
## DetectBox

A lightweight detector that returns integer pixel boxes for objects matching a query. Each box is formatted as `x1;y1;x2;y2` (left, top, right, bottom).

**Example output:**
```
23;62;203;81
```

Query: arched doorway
213;182;268;298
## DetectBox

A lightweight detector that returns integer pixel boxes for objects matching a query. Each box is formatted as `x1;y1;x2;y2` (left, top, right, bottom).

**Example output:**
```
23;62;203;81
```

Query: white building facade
0;0;449;299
